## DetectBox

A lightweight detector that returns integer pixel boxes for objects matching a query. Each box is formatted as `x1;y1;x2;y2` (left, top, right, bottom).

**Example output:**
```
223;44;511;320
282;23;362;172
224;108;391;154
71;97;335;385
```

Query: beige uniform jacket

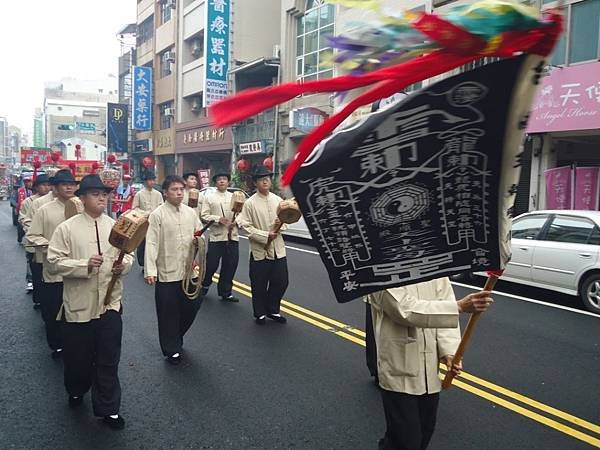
132;188;163;212
27;198;69;282
47;213;134;323
237;192;286;261
29;192;55;262
19;194;40;254
183;189;202;219
368;278;461;395
145;202;202;282
201;190;239;242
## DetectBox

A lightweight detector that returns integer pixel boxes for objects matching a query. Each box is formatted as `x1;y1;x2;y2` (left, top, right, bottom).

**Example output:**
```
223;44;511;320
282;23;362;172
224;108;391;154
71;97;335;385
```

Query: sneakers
33;302;41;310
68;396;83;408
267;314;287;324
102;415;125;430
167;353;181;365
255;315;266;325
200;286;209;297
221;295;239;303
26;282;33;293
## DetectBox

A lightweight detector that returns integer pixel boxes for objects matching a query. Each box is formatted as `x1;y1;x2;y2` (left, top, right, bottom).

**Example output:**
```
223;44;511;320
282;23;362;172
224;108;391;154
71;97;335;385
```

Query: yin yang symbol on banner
291;55;546;303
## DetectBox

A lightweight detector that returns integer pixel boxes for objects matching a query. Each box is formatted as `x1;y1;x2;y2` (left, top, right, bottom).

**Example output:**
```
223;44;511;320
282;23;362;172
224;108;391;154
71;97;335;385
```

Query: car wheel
580;274;600;314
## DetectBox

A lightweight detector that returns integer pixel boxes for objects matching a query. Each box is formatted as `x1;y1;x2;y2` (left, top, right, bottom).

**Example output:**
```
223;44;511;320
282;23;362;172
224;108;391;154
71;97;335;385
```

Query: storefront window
296;0;335;82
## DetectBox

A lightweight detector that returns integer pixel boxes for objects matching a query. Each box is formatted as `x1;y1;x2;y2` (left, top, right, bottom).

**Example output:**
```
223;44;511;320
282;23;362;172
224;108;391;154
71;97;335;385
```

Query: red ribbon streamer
210;13;562;186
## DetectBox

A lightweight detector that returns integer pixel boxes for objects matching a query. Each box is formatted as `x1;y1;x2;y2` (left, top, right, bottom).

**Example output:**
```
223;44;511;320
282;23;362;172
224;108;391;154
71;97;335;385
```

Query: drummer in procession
19;174;51;306
131;172;163;267
182;172;199;207
144;175;204;365
237;167;289;325
47;174;133;430
26;169;77;358
200;171;239;302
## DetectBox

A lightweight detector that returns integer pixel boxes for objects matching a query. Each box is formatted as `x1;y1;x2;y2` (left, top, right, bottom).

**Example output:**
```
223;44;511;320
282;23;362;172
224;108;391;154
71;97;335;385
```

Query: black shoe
167;354;181;365
267;314;287;324
51;349;63;359
102;415;125;430
200;286;209;297
68;396;83;408
33;302;41;310
221;295;239;303
255;316;266;325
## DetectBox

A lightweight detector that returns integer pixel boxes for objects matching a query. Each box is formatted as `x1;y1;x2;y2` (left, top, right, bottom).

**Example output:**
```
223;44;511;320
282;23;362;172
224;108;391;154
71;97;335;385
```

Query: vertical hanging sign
204;0;230;107
132;66;153;131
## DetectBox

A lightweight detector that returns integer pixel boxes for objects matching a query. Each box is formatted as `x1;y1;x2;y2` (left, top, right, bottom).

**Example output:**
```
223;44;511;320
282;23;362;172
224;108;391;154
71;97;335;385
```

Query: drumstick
263;222;283;250
94;221;102;255
441;271;501;390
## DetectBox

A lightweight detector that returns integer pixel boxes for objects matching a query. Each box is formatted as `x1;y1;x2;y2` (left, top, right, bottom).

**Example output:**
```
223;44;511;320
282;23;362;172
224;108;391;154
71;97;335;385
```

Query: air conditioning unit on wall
164;108;175;117
191;97;203;112
191;39;203;58
164;51;176;62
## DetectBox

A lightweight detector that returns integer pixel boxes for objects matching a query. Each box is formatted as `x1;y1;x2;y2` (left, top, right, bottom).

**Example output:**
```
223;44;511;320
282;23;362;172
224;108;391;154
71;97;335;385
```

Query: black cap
212;171;231;182
33;174;50;187
183;172;197;180
251;166;274;181
75;174;113;196
142;171;157;181
50;169;77;185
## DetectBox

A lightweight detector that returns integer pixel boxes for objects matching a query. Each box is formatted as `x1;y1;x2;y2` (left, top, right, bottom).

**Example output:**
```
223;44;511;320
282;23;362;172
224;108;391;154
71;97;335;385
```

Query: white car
505;210;600;313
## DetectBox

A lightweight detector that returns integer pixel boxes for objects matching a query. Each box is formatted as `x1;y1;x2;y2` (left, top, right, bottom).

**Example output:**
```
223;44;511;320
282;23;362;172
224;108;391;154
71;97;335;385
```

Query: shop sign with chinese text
528;61;600;133
204;0;230;107
239;141;264;155
132;66;153;131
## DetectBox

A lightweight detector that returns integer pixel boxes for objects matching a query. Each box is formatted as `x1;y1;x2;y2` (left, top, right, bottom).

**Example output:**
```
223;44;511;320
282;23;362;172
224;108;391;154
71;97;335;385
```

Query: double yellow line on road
214;275;600;448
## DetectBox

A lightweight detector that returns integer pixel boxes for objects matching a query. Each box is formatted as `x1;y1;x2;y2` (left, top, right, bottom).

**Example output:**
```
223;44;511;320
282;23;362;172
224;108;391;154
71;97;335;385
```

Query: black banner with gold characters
291;55;546;302
107;103;129;153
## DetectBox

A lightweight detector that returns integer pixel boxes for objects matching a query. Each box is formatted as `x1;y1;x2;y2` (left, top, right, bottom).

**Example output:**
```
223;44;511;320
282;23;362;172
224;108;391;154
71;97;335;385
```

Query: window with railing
160;1;172;25
159;102;173;129
137;16;154;47
159;50;173;78
296;0;335;82
545;0;600;66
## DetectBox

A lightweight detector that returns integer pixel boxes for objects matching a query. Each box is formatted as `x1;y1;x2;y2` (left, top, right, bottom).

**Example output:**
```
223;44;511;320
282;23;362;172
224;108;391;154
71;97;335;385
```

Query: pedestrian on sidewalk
144;175;204;365
27;170;77;358
132;172;163;267
47;174;133;430
200;171;239;302
237;167;289;325
19;174;51;306
368;278;493;450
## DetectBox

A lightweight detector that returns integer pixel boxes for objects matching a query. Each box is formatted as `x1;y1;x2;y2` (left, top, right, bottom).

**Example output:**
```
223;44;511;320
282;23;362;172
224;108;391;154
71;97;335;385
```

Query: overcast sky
0;0;137;140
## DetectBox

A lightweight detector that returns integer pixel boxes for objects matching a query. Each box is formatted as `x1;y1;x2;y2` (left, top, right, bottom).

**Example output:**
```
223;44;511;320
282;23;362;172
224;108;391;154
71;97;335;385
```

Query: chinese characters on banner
198;169;211;189
204;0;230;107
575;167;600;210
291;56;542;302
544;166;573;210
528;61;600;133
132;66;153;131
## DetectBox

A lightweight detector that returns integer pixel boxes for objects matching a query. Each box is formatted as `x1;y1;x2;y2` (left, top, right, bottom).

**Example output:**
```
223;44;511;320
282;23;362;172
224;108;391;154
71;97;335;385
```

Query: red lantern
51;152;61;163
69;162;76;177
107;153;117;164
75;144;81;150
122;162;130;174
237;158;251;173
91;161;100;174
33;159;42;170
262;155;274;171
142;156;154;169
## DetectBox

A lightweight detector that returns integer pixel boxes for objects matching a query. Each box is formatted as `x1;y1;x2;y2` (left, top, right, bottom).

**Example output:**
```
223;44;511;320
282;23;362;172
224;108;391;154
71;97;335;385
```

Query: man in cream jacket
368;278;493;450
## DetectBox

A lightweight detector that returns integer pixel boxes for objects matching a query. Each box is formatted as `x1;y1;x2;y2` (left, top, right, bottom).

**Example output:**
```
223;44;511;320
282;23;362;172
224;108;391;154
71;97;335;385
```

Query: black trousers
365;303;378;378
62;310;122;417
155;281;203;356
25;253;32;283
249;256;288;318
379;390;440;450
202;241;239;297
29;260;43;305
137;239;146;267
41;281;63;350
